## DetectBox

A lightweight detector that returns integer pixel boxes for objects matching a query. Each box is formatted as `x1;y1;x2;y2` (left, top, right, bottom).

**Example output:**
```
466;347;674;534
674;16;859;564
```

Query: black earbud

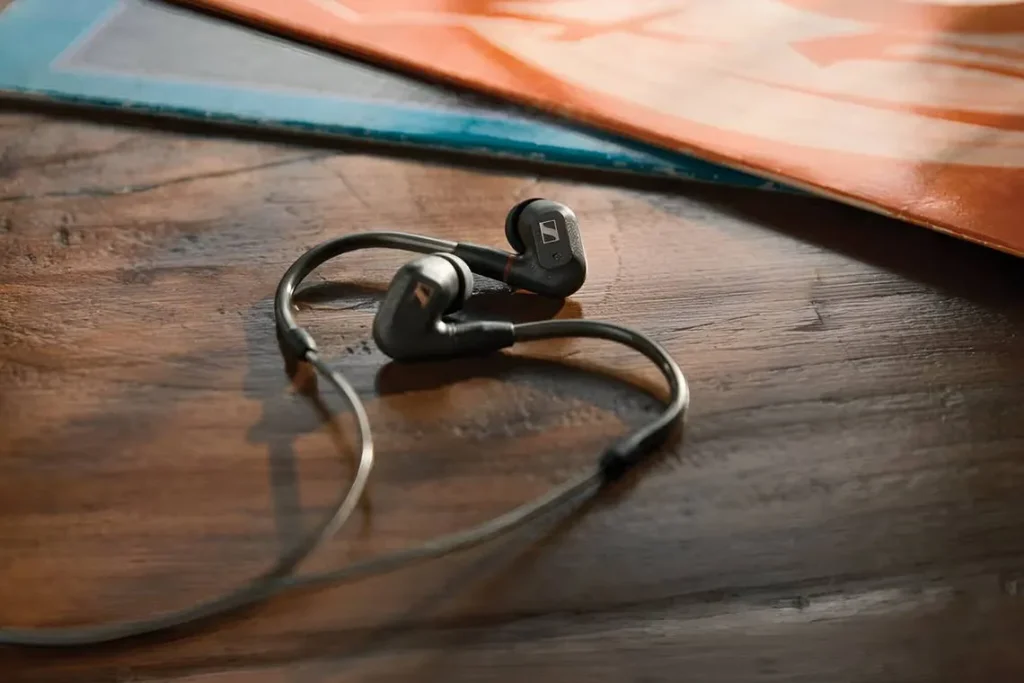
452;198;587;298
372;254;516;361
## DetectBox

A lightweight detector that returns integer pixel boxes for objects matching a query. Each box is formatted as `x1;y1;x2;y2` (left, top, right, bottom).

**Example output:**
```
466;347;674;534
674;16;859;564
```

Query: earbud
452;199;587;298
372;254;516;361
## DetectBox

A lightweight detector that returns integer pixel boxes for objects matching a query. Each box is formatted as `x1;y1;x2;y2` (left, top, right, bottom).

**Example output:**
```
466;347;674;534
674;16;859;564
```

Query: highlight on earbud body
453;198;587;299
373;254;515;361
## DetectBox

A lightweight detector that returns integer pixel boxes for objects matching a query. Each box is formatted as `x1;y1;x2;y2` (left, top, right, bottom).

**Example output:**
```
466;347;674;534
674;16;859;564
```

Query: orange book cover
180;0;1024;256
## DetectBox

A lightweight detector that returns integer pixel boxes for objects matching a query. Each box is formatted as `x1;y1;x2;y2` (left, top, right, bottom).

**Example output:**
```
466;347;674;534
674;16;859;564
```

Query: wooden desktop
1;103;1022;682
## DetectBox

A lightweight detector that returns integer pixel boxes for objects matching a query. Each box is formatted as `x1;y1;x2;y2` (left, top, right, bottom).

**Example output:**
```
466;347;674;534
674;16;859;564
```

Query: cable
275;466;602;596
0;235;689;648
514;319;688;479
0;352;375;648
0;425;598;646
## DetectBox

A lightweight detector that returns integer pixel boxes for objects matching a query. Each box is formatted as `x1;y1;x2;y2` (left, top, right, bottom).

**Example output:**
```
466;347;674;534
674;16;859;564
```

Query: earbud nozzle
435;253;474;313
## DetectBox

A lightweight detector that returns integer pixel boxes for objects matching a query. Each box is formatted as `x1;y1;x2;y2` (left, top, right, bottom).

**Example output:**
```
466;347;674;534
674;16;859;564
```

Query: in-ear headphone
0;199;689;648
372;252;513;361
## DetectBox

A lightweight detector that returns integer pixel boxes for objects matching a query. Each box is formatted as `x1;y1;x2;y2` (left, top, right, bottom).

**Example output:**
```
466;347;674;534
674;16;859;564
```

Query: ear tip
504;197;545;253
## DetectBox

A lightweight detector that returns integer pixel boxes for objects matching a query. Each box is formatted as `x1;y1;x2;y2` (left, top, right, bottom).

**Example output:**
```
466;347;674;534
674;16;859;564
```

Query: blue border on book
0;0;792;192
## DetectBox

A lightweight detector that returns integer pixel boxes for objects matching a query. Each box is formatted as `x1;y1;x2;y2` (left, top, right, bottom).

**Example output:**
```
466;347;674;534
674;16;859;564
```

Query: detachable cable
0;231;689;648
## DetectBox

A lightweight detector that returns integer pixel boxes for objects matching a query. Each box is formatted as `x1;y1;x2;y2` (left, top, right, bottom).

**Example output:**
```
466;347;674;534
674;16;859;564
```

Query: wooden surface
1;105;1023;683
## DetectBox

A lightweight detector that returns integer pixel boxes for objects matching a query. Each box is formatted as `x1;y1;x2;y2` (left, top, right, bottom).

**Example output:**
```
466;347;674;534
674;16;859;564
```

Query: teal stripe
0;0;795;192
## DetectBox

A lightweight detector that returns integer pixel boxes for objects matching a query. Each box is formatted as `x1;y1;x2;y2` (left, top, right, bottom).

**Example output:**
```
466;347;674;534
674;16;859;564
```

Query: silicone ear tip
436;253;475;313
504;198;543;253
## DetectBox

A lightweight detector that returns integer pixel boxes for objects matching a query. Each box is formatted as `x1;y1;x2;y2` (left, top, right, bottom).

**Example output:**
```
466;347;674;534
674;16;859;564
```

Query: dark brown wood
0;103;1023;683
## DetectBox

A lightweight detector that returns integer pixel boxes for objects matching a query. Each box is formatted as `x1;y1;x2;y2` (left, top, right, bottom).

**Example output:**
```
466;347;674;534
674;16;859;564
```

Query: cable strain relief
599;435;663;483
598;443;631;483
278;325;318;363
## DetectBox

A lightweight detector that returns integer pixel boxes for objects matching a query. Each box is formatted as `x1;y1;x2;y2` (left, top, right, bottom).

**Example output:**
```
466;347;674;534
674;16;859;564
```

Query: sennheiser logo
412;282;434;308
538;219;560;244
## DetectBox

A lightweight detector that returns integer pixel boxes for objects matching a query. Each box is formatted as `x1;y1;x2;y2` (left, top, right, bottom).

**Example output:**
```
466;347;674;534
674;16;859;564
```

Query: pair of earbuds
276;198;589;362
0;199;688;648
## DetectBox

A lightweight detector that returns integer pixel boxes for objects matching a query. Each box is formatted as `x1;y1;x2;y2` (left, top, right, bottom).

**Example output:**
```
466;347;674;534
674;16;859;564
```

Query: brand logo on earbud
412;282;434;307
538;219;561;244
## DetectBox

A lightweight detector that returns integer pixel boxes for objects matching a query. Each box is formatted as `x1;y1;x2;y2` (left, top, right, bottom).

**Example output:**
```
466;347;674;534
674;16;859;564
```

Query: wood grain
0;107;1023;683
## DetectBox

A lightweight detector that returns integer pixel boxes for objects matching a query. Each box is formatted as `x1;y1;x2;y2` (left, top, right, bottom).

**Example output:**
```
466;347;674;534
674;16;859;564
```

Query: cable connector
598;436;661;483
277;325;318;361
